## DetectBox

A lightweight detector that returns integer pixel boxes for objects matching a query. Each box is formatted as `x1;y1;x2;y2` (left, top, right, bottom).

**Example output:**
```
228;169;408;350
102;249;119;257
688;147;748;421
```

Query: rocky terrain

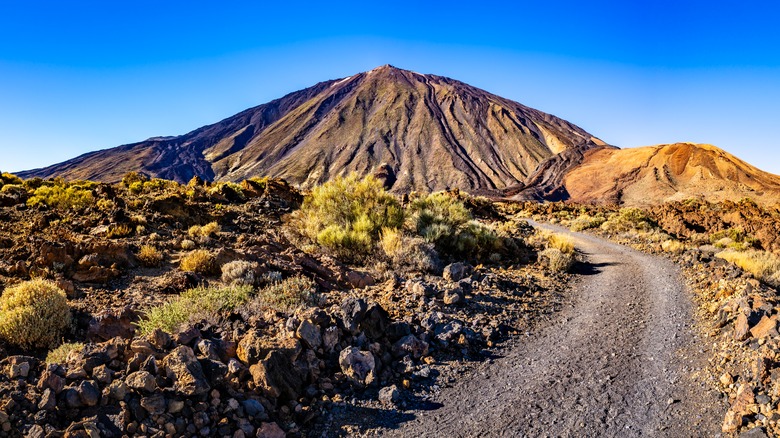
522;200;780;436
0;172;576;437
18;65;605;196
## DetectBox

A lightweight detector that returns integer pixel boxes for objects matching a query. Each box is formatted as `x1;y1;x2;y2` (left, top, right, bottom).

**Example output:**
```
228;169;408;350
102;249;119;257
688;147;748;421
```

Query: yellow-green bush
27;184;94;211
716;250;780;287
570;214;606;232
600;208;655;234
0;172;23;186
293;174;403;261
189;221;221;239
710;228;758;251
180;249;217;274
0;279;71;349
106;224;133;239
137;284;253;335
407;192;501;259
137;244;164;267
46;342;84;364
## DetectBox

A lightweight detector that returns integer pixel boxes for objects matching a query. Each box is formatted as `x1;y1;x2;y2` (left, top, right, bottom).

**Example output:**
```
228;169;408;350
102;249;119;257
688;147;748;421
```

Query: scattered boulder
249;350;305;400
392;335;429;359
296;320;322;350
339;347;376;386
161;346;210;396
443;262;471;282
378;384;400;405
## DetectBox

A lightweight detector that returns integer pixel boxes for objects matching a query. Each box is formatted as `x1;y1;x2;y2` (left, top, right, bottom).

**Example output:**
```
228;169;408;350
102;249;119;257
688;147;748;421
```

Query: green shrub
137;284;253;335
710;228;758;250
570;214;606;231
122;171;148;188
208;182;246;202
600;207;655;234
0;279;71;349
46;342;84;364
293;174;404;261
407;192;501;259
27;184;95;210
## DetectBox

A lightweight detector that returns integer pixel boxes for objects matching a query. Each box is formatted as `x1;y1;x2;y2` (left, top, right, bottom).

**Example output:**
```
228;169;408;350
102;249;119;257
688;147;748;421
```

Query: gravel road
354;222;725;437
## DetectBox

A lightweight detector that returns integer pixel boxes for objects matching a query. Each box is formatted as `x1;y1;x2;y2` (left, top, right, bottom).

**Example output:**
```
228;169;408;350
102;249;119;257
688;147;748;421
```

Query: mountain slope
562;143;780;206
19;65;605;194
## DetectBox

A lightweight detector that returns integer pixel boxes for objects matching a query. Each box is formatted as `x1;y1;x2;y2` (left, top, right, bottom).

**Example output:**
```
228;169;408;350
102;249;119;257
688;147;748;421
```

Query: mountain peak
20;67;602;195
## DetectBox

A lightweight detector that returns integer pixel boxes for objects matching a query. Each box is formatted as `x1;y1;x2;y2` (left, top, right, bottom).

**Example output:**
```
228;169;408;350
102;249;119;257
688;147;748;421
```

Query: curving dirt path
360;222;725;437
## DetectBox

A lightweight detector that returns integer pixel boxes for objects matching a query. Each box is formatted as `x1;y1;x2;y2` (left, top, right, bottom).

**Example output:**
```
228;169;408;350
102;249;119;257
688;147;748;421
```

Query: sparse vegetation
379;227;438;273
0;279;71;349
249;275;318;313
221;260;260;286
26;184;95;211
570;214;606;231
407;192;502;259
180;249;217;274
189;221;221;239
46;342;84;364
540;248;575;273
546;232;575;254
293;173;404;261
106;224;132;239
137;244;164;267
661;239;686;254
716;250;780;287
137;284;253;335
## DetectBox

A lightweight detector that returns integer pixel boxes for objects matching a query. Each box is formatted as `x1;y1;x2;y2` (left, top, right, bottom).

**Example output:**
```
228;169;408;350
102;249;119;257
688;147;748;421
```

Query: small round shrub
0;279;71;349
180;249;217;274
541;248;575;273
221;260;260;286
138;244;164;267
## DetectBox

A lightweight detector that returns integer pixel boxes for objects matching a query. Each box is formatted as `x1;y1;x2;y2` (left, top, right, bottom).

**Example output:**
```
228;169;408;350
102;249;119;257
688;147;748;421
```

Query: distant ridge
19;65;605;196
19;66;780;205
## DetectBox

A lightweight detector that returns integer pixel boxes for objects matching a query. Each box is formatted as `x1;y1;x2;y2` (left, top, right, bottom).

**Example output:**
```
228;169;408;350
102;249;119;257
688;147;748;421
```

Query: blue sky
1;1;780;174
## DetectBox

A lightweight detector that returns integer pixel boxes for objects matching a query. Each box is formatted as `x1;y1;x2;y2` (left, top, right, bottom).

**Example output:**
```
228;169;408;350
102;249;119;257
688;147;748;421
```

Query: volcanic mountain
19;65;606;195
560;142;780;206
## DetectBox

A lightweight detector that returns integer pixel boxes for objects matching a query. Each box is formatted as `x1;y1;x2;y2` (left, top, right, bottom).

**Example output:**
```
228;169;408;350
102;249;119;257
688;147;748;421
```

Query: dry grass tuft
716;250;780;287
46;342;84;364
137;245;164;267
180;249;217;274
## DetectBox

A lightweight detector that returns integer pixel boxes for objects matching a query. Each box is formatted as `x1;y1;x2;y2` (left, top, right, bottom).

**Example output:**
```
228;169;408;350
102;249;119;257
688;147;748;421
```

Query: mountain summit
19;65;606;195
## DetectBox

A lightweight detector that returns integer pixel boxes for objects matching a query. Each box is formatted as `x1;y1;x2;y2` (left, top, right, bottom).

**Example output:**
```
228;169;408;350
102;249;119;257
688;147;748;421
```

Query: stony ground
328;222;726;437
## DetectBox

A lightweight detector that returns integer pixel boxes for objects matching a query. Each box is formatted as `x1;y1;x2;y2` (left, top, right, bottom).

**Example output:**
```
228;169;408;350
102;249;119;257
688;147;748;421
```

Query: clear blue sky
2;1;780;175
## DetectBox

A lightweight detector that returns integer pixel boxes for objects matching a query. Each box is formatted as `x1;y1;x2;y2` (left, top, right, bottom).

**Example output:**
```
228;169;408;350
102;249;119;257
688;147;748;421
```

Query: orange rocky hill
561;142;780;206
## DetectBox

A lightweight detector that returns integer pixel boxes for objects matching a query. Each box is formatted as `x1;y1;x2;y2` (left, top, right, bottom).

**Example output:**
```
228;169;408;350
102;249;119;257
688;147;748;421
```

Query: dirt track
349;223;725;437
